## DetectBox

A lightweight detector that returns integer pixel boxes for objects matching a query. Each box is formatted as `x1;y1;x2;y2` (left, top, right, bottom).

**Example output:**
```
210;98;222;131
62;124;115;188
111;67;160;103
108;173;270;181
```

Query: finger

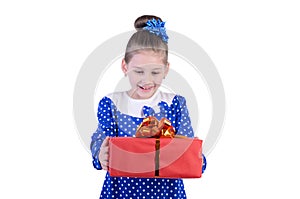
100;160;108;167
99;153;109;160
101;165;108;171
100;161;108;170
100;145;109;154
100;159;109;170
99;147;109;160
102;137;110;146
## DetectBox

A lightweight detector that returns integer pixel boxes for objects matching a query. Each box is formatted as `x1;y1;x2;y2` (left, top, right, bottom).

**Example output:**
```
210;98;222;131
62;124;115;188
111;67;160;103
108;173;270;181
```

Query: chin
137;88;157;99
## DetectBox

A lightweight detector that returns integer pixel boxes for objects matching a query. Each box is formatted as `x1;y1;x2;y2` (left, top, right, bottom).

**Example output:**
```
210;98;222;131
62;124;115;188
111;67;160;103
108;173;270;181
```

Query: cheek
154;79;163;85
153;75;164;82
128;74;140;84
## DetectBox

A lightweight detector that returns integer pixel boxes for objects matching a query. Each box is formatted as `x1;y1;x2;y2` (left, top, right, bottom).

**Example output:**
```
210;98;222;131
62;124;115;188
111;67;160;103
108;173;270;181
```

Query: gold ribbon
136;116;180;176
135;116;176;138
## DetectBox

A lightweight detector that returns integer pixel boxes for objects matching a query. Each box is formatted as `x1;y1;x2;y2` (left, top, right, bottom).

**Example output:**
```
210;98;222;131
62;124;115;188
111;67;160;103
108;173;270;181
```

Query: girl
91;15;196;199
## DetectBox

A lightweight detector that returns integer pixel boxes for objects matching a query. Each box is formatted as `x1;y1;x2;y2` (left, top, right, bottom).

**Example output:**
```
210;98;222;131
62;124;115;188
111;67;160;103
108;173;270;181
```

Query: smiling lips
138;84;155;92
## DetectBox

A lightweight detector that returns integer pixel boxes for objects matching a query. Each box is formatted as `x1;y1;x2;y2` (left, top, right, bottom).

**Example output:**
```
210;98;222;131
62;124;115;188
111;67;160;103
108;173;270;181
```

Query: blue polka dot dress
91;91;194;199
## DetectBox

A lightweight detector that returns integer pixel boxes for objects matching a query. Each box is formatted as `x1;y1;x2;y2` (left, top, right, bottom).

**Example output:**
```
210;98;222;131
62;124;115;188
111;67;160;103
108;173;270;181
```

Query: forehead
128;51;165;67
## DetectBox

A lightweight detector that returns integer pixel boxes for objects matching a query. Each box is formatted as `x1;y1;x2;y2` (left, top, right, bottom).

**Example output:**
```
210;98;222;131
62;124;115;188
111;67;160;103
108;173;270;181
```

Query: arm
173;95;194;138
174;95;207;174
90;97;116;170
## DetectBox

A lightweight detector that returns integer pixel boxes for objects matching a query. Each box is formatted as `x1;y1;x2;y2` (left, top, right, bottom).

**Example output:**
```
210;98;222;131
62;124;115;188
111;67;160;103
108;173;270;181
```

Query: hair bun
134;15;163;30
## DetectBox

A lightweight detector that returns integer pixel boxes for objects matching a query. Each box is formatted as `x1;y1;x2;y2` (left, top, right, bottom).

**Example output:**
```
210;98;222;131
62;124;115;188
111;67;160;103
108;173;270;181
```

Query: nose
144;71;153;82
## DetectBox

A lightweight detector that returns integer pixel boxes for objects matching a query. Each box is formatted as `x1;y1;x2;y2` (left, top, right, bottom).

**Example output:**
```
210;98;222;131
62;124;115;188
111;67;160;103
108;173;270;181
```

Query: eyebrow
132;66;165;70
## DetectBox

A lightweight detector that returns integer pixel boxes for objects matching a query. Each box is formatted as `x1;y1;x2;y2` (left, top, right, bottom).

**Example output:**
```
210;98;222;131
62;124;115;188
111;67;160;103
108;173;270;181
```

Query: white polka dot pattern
90;94;194;198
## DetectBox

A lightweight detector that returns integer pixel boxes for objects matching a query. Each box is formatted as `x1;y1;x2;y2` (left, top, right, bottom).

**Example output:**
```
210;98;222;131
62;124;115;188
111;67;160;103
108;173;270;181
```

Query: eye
134;70;144;74
152;71;161;75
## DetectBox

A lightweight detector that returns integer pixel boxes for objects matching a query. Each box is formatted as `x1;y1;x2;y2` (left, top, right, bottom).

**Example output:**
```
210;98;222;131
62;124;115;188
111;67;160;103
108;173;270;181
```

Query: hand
99;137;109;170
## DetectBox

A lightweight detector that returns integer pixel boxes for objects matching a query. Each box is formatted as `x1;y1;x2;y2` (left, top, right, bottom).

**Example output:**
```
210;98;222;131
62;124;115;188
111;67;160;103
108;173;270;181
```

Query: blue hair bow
143;18;169;43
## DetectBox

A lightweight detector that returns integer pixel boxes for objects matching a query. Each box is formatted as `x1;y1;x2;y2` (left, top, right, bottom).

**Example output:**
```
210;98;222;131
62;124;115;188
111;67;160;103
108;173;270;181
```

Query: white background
1;0;299;198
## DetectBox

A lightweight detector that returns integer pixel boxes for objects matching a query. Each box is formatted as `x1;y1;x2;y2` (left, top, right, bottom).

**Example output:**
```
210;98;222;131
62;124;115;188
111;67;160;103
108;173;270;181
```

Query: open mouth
138;84;155;91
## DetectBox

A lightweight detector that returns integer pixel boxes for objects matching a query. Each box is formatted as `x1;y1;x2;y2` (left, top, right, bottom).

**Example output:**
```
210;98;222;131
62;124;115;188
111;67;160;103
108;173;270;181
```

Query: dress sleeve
174;95;207;174
173;95;194;138
90;97;117;170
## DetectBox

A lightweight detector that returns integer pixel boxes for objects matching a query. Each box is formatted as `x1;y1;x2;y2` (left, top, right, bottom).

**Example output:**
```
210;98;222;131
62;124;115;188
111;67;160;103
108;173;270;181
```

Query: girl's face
122;51;169;99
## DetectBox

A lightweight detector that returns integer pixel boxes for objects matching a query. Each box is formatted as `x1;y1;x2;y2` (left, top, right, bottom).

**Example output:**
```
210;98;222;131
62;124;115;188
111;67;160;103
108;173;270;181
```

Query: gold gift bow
135;116;188;176
135;116;176;138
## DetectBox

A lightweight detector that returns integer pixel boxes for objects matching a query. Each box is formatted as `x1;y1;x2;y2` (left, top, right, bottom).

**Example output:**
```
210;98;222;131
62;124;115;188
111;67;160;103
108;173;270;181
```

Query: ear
164;62;170;78
121;58;128;74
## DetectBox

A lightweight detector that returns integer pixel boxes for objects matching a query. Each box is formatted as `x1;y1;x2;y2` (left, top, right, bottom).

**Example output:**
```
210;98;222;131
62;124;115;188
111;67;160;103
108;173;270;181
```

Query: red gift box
108;137;203;178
